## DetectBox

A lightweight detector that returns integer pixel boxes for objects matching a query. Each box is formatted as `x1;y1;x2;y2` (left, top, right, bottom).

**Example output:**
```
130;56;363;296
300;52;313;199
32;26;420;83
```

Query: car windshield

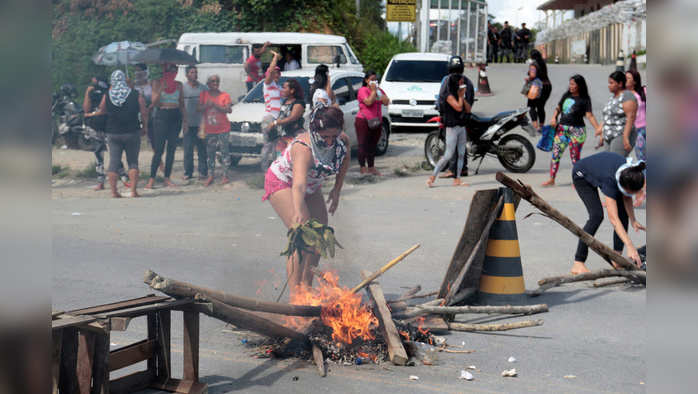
385;60;448;83
242;77;311;103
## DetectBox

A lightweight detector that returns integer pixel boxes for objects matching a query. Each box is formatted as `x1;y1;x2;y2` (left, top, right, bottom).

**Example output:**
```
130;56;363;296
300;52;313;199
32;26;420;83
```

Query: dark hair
310;64;330;99
528;62;541;79
530;49;549;83
135;63;147;71
310;106;344;133
609;71;627;89
447;73;463;96
185;65;197;73
559;74;591;112
362;70;377;86
619;162;646;193
284;78;304;101
626;69;646;103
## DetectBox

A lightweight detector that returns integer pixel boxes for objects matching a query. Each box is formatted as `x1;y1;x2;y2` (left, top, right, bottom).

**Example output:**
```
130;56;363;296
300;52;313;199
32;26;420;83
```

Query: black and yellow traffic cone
478;187;526;305
475;63;493;96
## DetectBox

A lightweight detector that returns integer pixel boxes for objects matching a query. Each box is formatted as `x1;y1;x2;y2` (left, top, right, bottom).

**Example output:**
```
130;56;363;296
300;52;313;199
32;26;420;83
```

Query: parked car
176;32;363;103
222;69;390;166
379;52;450;132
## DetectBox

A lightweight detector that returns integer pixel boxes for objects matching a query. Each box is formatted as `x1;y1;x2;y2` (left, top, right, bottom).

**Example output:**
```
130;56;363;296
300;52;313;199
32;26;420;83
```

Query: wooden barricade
52;294;207;394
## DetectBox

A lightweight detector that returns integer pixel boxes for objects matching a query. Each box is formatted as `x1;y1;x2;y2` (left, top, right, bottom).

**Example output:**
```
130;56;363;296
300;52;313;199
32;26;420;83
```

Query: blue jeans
183;126;208;177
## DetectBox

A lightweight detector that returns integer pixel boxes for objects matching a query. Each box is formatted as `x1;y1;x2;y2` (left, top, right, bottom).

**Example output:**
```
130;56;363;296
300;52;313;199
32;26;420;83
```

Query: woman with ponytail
569;152;646;274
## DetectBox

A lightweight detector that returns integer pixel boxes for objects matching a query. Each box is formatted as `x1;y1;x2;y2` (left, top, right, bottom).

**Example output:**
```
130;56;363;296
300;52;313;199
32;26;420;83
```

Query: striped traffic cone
478;187;526;305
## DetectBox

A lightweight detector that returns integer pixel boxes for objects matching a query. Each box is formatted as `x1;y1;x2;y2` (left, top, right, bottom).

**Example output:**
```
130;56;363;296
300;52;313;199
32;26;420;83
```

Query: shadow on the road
203;359;308;393
533;287;616;307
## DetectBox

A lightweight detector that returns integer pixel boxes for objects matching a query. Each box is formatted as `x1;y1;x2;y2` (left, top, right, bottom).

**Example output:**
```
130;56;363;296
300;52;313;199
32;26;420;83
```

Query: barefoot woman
262;107;350;298
570;152;646;274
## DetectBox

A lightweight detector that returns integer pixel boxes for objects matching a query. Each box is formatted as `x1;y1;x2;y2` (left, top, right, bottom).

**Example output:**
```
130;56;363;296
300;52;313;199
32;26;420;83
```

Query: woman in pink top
355;71;390;175
263;107;350;299
625;70;647;206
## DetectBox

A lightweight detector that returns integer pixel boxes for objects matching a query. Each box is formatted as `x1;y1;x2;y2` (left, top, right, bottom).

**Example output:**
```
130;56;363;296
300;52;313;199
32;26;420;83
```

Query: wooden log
351;244;420;294
416;304;549;315
387;290;437;304
448;319;544;332
192;298;307;341
392;289;475;319
361;271;408;366
444;196;504;305
530;269;646;296
397;285;421;300
439;189;500;298
144;270;321;317
312;345;327;377
594;278;630;287
496;172;639;271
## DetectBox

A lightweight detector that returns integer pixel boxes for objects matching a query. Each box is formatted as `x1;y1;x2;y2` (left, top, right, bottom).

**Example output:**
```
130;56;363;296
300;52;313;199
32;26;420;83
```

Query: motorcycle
424;107;537;174
51;84;97;150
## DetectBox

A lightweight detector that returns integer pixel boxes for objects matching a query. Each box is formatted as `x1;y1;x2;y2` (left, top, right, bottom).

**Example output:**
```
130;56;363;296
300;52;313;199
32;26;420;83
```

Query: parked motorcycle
51;84;97;150
424;107;537;174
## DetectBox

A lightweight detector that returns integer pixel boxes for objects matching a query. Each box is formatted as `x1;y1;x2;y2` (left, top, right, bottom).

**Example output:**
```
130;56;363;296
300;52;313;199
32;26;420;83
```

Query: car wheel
375;120;390;156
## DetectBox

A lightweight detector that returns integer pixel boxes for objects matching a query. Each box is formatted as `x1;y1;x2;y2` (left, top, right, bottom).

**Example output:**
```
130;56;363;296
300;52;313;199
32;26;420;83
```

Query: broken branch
447;319;543;332
351;244;420;294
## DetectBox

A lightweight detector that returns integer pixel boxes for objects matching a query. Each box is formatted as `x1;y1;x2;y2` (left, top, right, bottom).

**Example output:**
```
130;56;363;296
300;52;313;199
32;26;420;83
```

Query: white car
379;52;450;131
225;69;391;165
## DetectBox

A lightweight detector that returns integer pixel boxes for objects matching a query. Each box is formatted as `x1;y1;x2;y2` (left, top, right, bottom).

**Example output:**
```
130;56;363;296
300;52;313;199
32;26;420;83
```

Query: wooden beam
58;327;79;394
95;299;191;319
444;195;504;305
52;329;63;394
144;270;321;317
361;270;408;366
182;311;200;382
496;172;639;271
438;189;499;298
52;315;97;331
76;330;96;394
91;331;110;394
67;295;167;316
157;310;172;382
192;297;307;341
109;339;155;372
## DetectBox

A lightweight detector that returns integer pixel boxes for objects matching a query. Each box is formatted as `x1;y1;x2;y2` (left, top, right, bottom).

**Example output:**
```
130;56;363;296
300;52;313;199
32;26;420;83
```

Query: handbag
536;125;555;152
520;81;531;96
366;116;381;129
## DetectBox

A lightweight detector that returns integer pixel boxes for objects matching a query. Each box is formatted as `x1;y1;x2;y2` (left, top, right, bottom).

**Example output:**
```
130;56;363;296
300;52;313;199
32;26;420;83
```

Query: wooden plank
67;294;167;316
96;299;191;319
109;339;155;372
109;370;152;394
157;310;172;381
360;271;408;366
91;332;110;394
147;312;157;380
109;317;132;331
150;378;208;394
59;327;79;394
52;329;63;394
53;315;97;330
438;189;499;298
77;330;96;394
182;311;200;382
312;344;327;377
419;315;449;333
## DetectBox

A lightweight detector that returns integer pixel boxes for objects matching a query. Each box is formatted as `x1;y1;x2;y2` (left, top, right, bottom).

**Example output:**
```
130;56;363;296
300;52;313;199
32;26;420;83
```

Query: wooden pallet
52;294;207;394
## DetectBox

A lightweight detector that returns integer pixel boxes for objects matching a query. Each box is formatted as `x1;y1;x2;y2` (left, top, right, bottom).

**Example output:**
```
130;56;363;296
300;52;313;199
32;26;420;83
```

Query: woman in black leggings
570;152;646;274
528;50;552;131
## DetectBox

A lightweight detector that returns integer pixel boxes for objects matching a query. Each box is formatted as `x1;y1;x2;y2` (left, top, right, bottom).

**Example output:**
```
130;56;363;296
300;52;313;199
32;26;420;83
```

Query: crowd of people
487;21;533;64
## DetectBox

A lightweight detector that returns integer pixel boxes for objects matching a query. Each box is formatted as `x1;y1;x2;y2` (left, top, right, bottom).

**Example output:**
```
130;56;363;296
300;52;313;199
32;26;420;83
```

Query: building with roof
535;0;645;64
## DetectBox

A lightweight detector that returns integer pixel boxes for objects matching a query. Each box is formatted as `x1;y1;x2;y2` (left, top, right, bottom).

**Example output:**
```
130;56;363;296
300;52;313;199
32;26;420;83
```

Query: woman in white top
310;64;336;110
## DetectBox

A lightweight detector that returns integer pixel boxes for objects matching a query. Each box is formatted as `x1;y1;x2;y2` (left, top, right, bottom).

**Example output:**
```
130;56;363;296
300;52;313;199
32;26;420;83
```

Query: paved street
53;64;646;393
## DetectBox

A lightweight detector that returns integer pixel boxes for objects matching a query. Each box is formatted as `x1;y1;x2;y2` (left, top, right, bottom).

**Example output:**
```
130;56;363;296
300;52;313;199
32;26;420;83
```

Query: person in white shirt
310;64;336;110
261;51;283;162
283;50;300;71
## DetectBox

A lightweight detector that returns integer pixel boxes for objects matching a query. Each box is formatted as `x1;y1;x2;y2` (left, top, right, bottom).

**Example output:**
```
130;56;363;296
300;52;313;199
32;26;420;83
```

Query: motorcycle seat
470;110;517;125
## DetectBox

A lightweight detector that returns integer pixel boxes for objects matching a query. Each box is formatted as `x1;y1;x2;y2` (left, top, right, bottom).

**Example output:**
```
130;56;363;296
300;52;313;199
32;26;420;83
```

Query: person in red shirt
244;41;271;92
199;75;233;186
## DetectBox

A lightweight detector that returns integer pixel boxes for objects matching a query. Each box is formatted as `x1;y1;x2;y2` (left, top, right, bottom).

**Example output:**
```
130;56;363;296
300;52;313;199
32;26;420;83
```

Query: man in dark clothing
499;21;514;63
487;23;500;63
82;76;128;190
517;23;532;62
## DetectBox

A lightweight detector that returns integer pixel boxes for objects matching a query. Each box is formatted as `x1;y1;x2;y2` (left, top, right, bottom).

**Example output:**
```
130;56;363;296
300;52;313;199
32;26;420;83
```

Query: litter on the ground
459;370;474;380
508;356;517;363
409;375;420;380
501;368;517;377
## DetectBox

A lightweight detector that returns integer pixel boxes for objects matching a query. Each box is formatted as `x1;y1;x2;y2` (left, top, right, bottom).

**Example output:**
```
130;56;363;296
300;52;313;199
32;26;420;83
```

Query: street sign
386;0;417;22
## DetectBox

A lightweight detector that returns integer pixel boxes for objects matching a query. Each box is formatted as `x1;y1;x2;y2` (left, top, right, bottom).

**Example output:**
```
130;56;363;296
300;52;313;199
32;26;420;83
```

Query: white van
176;32;363;102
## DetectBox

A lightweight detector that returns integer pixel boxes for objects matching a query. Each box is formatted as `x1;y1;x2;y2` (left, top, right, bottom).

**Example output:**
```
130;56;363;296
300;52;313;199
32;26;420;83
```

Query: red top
357;86;384;120
245;54;263;83
200;91;232;135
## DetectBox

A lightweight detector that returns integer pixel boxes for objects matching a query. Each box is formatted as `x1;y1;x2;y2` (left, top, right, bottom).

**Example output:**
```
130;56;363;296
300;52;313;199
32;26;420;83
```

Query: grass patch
246;174;266;189
76;162;98;179
52;164;71;178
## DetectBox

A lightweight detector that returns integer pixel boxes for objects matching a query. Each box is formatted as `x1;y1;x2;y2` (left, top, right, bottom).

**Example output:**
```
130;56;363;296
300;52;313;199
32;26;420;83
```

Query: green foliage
356;30;416;75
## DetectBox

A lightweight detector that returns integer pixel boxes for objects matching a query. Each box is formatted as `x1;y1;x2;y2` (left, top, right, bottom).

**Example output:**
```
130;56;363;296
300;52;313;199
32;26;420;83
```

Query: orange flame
289;271;378;345
416;316;430;336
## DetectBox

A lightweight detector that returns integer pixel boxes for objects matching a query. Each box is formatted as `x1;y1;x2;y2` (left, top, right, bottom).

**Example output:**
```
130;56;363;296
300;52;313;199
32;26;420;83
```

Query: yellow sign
386;0;417;22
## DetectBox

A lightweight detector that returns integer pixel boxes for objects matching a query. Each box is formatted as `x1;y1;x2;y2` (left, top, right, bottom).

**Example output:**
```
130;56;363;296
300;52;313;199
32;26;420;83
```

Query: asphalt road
53;64;646;393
